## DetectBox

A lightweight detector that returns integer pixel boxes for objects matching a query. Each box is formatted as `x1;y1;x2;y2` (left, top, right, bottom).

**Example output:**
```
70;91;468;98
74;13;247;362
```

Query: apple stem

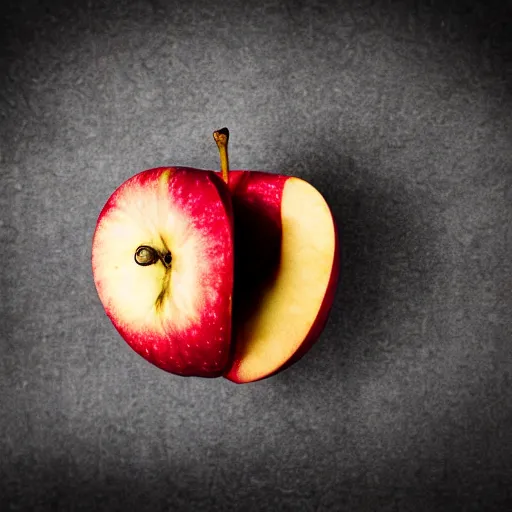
213;127;230;185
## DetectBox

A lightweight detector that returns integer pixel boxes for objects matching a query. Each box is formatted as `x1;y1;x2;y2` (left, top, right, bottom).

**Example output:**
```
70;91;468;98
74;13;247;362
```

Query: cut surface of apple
224;171;339;383
92;167;234;377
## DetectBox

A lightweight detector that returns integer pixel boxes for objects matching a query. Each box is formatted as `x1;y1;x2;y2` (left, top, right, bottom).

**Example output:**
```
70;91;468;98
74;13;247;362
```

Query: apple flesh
92;167;234;377
224;171;340;383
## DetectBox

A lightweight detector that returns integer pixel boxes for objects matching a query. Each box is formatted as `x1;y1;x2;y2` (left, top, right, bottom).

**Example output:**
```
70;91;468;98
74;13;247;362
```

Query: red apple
92;166;234;377
92;128;339;383
223;170;340;383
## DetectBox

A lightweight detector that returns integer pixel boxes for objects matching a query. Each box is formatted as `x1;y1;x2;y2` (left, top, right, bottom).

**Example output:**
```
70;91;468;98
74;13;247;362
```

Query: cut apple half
225;171;339;383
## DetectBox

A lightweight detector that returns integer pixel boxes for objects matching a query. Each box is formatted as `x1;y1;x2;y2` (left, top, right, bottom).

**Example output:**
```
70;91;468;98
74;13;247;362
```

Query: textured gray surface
1;0;512;510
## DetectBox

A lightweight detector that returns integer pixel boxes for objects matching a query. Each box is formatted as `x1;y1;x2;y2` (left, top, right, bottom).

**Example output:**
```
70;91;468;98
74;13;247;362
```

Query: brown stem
213;127;230;185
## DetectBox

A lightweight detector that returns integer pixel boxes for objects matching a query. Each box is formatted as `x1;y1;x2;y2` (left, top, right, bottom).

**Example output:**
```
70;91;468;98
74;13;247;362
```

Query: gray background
1;0;512;510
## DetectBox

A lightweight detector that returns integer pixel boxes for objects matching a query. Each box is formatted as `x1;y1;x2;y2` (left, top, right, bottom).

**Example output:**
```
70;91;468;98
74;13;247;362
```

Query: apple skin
227;171;288;326
223;170;340;383
92;167;234;378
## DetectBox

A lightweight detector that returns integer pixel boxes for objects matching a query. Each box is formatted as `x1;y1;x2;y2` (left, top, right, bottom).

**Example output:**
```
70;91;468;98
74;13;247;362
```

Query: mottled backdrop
1;0;512;510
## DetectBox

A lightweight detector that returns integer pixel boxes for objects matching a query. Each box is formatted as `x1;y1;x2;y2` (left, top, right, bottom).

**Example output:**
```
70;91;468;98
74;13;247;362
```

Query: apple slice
224;170;340;384
92;166;234;377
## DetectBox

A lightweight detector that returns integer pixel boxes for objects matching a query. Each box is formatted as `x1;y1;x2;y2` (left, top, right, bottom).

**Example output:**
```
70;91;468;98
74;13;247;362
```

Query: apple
91;166;234;377
223;169;340;383
92;128;339;383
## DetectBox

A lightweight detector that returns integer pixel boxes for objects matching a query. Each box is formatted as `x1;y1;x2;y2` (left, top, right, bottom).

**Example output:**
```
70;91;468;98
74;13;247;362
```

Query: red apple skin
92;167;234;377
222;170;340;382
227;171;288;328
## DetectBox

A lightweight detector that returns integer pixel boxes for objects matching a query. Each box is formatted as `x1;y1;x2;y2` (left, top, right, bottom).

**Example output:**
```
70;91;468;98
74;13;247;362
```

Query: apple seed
163;253;172;267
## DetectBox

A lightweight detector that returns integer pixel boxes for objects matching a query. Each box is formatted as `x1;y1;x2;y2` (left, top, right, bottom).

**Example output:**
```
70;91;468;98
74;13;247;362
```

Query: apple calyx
134;245;173;269
213;127;230;185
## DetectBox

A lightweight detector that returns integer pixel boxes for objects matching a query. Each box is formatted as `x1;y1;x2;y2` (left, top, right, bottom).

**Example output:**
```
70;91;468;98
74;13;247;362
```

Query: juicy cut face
92;167;234;377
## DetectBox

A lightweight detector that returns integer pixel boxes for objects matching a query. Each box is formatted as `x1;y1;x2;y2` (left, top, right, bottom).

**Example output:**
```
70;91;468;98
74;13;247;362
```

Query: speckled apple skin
92;167;234;377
